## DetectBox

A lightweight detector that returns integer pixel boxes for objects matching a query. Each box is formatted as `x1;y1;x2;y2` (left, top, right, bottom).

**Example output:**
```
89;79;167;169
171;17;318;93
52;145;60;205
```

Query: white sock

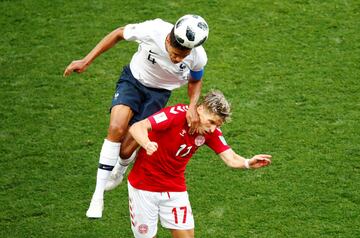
117;149;138;175
92;139;120;200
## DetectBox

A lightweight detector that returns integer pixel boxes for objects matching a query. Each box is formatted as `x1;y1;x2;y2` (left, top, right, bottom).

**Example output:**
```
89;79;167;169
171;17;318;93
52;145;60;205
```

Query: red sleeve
205;128;231;154
148;104;188;131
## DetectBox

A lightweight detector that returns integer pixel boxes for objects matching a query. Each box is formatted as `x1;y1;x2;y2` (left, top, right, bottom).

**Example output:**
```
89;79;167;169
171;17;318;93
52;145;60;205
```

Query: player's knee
119;147;134;159
108;123;127;140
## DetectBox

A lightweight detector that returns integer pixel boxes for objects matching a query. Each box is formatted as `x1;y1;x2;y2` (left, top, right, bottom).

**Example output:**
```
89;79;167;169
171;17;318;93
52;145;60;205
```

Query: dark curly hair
169;27;192;51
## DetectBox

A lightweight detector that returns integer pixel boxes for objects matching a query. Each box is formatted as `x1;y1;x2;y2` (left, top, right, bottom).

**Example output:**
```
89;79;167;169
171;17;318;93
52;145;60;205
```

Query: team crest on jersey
138;224;148;234
153;112;168;124
195;135;205;146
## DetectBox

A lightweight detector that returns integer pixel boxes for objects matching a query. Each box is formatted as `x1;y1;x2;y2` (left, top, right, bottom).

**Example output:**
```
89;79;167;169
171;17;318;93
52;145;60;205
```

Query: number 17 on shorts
128;182;194;237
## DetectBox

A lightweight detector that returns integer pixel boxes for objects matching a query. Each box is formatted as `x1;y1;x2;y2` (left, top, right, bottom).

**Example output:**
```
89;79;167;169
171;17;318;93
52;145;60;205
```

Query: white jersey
123;18;207;90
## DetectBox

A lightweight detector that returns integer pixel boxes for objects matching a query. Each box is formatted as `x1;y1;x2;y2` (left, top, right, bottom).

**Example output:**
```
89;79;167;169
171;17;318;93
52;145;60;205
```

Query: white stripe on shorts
128;182;194;238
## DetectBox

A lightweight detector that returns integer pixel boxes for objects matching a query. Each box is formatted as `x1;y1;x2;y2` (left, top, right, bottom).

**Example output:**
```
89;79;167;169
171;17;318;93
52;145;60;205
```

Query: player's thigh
128;182;159;238
170;229;194;238
130;87;171;125
159;192;194;232
110;104;133;128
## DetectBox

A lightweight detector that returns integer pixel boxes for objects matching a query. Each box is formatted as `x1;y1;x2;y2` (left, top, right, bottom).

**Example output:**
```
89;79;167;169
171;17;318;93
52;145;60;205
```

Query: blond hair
199;90;231;122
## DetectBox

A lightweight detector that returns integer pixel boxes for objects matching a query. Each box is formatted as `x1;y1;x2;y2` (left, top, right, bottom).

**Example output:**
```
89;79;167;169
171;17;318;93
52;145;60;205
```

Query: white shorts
128;182;194;238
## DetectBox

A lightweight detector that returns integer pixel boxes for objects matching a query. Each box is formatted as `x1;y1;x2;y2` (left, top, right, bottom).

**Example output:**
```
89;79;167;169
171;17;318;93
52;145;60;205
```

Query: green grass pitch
1;0;359;237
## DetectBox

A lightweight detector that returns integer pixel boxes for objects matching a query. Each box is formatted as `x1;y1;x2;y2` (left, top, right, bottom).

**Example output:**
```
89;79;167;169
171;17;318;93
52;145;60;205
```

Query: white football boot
105;152;137;191
86;199;104;218
105;161;127;191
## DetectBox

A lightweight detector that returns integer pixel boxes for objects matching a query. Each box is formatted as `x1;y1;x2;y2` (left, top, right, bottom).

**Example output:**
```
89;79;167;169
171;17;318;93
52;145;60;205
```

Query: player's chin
170;58;181;64
198;129;207;135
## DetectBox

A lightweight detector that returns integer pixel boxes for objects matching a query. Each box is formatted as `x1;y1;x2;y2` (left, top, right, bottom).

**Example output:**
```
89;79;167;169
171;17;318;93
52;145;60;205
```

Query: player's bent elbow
128;121;143;138
128;125;137;137
114;27;125;40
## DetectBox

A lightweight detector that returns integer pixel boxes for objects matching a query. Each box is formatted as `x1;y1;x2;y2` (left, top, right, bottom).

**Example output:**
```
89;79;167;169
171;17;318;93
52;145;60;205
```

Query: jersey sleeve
190;46;208;72
205;128;231;154
148;104;188;131
123;19;162;42
189;69;204;81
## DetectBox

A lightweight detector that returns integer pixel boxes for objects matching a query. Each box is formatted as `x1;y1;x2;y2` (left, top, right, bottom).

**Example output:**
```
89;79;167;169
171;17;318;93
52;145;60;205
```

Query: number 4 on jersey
147;50;157;64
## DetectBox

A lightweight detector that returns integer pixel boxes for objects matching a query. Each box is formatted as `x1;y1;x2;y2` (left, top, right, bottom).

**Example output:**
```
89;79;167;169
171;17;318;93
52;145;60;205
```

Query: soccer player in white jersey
127;90;272;238
63;15;209;218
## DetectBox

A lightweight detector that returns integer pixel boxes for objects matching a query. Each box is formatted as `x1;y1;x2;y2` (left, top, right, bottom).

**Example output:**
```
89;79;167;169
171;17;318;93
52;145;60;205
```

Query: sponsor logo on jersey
219;136;227;145
195;135;205;146
179;63;187;71
170;105;189;114
180;129;187;137
153;112;168;124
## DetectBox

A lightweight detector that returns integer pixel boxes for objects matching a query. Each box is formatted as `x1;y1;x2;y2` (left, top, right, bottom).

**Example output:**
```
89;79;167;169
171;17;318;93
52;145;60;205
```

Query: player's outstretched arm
219;149;271;169
129;119;158;155
63;27;125;77
186;79;202;134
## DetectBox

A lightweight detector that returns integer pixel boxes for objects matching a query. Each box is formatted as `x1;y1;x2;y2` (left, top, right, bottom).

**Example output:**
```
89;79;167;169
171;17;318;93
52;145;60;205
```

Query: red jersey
128;104;231;192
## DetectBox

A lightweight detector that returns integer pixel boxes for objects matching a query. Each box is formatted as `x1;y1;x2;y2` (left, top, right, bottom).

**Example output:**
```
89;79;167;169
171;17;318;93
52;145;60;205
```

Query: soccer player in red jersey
127;90;272;238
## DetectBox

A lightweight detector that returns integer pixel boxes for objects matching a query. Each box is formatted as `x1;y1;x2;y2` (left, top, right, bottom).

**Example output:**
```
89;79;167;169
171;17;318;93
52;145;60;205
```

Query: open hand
186;106;200;134
249;154;272;168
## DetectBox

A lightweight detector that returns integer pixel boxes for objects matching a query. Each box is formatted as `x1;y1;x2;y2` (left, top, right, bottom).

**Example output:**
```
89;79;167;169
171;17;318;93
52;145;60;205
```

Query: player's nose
175;56;184;63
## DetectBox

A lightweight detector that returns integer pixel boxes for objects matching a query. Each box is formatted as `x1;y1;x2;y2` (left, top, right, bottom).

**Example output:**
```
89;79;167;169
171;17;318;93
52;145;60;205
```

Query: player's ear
166;34;171;45
197;105;203;114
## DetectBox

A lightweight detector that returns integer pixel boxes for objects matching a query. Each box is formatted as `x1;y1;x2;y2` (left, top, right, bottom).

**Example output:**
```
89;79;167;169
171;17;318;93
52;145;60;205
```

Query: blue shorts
111;65;171;125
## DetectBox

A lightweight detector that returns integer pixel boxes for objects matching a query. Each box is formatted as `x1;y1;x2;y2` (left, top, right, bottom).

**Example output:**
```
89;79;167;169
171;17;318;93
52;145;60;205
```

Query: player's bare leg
86;105;133;218
105;133;139;191
170;229;194;238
